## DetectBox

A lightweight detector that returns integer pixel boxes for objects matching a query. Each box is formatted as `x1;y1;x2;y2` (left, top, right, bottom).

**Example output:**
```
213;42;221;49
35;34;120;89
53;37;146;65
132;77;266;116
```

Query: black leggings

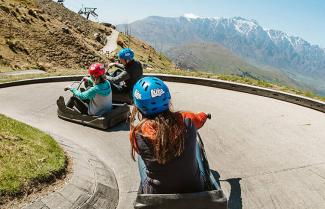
66;96;88;115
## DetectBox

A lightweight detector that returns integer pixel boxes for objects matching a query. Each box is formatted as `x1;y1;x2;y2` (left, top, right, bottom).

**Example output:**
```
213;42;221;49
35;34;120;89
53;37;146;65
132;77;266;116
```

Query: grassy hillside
116;33;174;71
166;42;300;88
0;114;66;206
0;0;111;72
0;0;175;74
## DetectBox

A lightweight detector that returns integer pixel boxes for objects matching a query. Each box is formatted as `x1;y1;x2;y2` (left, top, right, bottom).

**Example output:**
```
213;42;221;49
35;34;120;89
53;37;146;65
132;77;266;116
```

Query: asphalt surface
23;136;118;209
1;82;325;209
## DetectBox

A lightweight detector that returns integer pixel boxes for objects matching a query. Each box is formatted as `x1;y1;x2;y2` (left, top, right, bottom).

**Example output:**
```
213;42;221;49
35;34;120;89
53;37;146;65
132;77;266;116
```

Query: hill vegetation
166;42;299;88
117;33;174;71
0;0;113;72
0;114;67;208
0;0;174;74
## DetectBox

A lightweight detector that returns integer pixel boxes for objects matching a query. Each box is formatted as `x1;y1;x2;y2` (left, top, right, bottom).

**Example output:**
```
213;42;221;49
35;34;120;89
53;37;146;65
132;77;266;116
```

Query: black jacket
106;60;143;93
136;118;204;194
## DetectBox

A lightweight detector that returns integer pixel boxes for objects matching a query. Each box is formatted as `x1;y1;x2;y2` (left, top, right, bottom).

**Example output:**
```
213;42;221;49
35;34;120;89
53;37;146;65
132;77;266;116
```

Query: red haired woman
129;76;211;194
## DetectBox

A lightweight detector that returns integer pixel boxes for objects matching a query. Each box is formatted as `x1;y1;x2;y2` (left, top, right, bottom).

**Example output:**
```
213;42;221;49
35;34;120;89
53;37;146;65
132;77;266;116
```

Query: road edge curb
1;74;324;113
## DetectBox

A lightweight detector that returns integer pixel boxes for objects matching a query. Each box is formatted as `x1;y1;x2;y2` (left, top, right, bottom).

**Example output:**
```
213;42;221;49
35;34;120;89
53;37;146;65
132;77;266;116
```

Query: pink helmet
88;63;105;77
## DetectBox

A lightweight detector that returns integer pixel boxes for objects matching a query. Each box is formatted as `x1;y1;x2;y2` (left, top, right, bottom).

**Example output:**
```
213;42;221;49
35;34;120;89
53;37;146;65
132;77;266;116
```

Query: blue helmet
118;48;134;60
133;77;171;116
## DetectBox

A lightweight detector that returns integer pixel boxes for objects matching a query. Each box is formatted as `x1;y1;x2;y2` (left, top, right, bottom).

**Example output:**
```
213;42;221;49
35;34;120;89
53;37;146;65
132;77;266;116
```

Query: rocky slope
0;0;114;72
117;33;174;71
0;0;173;73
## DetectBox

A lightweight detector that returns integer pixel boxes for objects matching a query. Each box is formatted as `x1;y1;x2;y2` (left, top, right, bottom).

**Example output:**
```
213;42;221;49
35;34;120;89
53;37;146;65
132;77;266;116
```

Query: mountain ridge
117;15;325;95
118;15;325;74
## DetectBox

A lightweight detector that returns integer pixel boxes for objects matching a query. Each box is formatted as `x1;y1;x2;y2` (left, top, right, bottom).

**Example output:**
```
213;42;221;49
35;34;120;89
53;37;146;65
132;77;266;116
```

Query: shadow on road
212;170;243;209
106;121;130;132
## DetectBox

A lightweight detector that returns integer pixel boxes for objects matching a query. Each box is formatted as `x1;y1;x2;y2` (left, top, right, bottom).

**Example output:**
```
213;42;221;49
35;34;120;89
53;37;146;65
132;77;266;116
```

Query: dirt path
102;29;119;54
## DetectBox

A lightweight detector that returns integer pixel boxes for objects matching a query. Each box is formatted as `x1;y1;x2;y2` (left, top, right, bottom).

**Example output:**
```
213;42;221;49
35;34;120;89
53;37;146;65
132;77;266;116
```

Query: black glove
207;113;211;119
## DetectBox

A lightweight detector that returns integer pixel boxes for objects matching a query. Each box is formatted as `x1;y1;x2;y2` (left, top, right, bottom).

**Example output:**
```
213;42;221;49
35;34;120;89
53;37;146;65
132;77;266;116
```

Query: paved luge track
1;82;325;209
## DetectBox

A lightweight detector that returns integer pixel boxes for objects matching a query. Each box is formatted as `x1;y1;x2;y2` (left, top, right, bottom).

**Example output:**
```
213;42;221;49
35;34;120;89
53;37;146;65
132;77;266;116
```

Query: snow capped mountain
231;17;259;34
266;29;311;52
183;13;201;19
267;30;293;45
118;15;325;78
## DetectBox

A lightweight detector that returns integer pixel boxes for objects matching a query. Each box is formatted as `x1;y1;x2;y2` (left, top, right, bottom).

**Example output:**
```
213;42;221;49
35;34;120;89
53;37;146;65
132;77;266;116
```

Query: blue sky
64;0;325;48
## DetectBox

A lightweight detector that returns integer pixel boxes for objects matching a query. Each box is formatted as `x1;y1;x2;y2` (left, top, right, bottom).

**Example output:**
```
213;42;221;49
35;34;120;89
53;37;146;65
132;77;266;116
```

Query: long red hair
129;107;186;164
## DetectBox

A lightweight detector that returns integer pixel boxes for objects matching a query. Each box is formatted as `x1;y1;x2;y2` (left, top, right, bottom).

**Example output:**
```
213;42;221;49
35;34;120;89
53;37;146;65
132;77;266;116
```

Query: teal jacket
70;79;111;100
70;79;112;116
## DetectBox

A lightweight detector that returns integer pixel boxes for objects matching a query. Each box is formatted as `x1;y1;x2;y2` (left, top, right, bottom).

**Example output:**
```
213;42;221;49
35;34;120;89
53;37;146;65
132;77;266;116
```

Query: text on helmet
151;88;165;98
134;89;142;100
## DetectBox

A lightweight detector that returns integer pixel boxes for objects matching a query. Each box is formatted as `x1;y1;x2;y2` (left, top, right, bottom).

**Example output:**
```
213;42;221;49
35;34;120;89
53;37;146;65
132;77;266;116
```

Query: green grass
0;114;66;199
118;33;175;71
0;68;84;83
1;67;325;103
145;68;325;102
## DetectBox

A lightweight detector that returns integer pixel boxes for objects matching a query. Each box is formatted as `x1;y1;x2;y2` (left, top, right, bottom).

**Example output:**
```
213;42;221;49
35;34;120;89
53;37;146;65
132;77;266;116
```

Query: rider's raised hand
64;86;71;91
207;113;211;119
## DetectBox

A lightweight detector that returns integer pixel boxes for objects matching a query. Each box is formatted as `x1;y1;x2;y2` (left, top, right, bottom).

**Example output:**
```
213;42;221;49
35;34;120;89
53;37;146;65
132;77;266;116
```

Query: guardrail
1;74;325;113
